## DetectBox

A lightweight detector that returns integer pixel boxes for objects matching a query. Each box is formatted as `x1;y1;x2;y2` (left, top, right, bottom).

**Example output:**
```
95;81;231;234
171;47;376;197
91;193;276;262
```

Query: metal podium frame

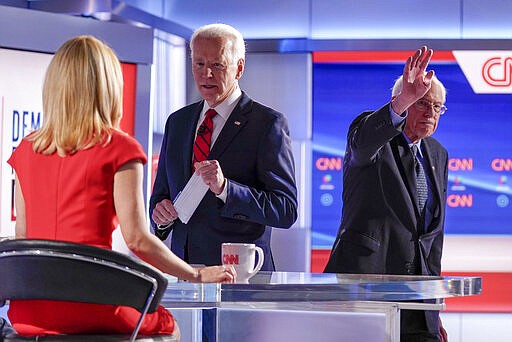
161;272;481;342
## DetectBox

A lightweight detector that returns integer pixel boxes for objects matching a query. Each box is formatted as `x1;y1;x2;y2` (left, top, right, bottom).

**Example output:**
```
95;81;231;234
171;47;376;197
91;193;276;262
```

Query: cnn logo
491;158;512;171
447;194;473;207
453;51;512;94
223;254;239;265
316;157;343;171
482;57;512;87
448;158;473;171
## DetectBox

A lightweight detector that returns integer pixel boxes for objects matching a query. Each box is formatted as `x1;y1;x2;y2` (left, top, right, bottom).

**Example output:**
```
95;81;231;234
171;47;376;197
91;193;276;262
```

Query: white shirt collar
404;134;424;158
201;86;242;121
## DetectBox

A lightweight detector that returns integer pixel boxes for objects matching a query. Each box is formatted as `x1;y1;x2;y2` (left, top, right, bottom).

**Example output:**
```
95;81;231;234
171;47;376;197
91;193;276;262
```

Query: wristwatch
155;221;174;231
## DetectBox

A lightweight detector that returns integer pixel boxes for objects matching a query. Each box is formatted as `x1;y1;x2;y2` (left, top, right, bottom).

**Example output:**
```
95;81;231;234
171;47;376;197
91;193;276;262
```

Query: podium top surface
162;271;482;305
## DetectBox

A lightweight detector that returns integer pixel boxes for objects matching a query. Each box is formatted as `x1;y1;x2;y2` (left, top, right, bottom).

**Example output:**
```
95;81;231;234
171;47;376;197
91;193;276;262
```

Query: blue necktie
411;145;428;213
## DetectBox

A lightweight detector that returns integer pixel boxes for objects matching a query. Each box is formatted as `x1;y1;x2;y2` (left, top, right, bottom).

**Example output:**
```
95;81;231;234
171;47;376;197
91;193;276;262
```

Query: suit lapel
421;139;443;224
391;135;444;235
209;94;250;159
390;135;419;229
393;135;418;209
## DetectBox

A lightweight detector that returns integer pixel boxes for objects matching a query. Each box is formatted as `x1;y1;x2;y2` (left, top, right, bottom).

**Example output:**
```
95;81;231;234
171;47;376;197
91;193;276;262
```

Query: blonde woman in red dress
7;35;235;339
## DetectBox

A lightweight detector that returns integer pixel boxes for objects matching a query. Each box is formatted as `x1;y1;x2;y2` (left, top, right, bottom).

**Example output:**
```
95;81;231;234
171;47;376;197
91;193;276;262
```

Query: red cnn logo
482;57;512;87
448;158;473;171
491;158;512;171
447;194;473;207
316;157;343;171
223;254;239;265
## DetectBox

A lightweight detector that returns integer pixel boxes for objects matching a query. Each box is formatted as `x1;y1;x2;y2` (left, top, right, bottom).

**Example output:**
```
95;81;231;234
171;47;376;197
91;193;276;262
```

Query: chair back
0;239;169;341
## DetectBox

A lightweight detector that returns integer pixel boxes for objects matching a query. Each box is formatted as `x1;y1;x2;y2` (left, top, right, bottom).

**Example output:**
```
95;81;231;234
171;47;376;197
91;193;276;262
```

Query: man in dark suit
150;23;298;272
324;46;449;341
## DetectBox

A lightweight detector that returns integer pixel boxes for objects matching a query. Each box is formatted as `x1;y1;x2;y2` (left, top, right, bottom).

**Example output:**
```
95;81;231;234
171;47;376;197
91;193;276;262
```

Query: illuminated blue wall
122;0;512;39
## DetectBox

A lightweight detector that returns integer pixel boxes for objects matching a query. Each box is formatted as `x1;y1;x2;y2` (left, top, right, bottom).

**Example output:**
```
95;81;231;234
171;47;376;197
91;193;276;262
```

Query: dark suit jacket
324;103;448;334
150;92;298;271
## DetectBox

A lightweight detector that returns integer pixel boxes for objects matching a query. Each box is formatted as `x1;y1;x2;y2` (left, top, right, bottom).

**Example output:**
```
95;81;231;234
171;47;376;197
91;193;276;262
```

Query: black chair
0;239;177;341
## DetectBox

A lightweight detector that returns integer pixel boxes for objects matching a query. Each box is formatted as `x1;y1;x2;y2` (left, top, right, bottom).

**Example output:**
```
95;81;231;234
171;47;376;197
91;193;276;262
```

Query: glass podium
161;272;481;342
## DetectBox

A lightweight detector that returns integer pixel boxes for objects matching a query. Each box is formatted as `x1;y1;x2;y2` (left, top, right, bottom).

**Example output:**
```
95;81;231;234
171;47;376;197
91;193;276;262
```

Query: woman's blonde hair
29;35;123;156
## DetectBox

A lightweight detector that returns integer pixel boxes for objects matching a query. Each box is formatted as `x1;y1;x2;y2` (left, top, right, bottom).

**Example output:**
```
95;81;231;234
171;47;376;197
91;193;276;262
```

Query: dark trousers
1;317;16;338
202;308;216;342
401;310;440;342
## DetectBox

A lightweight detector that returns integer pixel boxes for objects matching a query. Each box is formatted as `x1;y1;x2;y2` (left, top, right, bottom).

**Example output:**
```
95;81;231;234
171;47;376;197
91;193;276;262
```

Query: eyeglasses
414;99;447;115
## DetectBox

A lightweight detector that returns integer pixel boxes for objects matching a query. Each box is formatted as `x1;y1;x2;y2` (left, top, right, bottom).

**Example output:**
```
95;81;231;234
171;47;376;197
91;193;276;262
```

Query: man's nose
204;66;213;78
424;105;436;117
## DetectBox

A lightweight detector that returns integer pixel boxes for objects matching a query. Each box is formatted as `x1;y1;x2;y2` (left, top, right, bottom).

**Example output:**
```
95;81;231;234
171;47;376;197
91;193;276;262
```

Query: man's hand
152;199;178;226
194;160;226;195
392;46;435;113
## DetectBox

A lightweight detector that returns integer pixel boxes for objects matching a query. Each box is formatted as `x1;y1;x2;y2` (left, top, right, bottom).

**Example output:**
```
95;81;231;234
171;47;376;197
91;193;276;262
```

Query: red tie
193;109;217;169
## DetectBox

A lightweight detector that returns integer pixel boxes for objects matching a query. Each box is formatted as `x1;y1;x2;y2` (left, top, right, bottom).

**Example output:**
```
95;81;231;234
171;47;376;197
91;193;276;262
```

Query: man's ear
235;59;245;79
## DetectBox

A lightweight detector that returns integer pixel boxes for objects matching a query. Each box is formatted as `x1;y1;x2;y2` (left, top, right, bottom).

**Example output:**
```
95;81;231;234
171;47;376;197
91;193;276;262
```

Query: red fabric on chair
9;301;174;336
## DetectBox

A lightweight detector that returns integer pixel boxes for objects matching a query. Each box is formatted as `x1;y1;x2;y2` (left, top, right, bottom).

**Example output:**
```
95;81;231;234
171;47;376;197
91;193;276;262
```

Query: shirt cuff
389;102;407;127
216;179;228;203
155;221;174;230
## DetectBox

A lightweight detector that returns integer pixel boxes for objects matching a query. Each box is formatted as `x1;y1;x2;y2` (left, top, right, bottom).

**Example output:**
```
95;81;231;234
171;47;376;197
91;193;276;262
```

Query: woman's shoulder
7;135;40;170
107;129;147;164
110;129;136;141
10;137;34;158
109;129;141;148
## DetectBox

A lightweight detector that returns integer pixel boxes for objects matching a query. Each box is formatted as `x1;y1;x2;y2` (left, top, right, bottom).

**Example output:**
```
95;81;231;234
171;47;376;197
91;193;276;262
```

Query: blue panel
463;0;512;38
312;56;512;248
159;0;310;39
114;0;512;40
312;0;462;39
0;5;153;64
121;0;165;17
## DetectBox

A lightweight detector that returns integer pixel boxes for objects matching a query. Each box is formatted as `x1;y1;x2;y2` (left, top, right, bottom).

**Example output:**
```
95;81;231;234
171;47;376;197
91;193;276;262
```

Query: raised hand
403;46;434;99
392;46;435;114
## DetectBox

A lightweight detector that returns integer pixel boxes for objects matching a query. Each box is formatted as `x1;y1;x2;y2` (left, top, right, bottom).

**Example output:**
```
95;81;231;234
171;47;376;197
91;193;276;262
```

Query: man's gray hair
190;23;246;64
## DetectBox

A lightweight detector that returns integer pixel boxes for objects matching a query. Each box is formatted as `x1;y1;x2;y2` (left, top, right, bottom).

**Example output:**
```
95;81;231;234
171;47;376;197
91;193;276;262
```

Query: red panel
442;272;512;313
311;248;330;273
311;249;512;313
312;51;456;63
120;63;137;136
151;154;159;191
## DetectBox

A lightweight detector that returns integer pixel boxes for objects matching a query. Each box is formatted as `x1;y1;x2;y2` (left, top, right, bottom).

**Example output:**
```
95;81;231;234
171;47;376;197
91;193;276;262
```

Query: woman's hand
195;265;237;283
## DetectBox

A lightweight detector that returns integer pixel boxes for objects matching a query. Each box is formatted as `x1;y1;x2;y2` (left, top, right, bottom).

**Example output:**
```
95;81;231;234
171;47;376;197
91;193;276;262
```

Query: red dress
7;130;175;336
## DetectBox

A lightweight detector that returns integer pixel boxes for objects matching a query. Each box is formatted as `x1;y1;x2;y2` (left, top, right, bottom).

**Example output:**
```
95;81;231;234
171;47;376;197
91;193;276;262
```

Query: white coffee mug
221;243;264;283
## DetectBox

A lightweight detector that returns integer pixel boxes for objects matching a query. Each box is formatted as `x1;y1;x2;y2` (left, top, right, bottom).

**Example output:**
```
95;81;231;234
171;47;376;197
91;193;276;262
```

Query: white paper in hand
173;172;209;224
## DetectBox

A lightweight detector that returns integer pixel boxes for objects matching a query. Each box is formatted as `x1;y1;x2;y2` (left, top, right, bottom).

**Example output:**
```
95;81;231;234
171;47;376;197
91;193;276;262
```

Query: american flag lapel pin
234;121;241;126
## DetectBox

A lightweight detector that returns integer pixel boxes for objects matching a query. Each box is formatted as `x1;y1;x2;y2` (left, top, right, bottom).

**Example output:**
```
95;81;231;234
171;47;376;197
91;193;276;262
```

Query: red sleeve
110;131;148;172
7;138;30;173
